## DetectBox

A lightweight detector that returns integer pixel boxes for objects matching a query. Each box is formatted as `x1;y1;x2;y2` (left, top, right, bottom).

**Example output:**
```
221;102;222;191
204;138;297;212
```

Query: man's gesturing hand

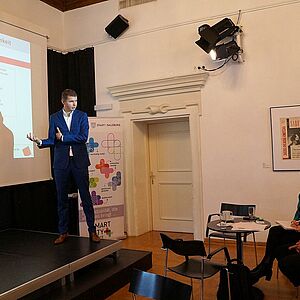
56;127;63;140
26;133;41;145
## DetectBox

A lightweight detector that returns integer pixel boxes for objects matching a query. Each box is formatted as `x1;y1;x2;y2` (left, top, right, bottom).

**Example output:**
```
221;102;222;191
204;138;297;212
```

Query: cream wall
1;0;300;240
201;5;300;226
0;0;64;49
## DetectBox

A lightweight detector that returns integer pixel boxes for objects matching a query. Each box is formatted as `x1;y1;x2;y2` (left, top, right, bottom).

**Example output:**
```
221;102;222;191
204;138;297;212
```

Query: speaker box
105;15;129;39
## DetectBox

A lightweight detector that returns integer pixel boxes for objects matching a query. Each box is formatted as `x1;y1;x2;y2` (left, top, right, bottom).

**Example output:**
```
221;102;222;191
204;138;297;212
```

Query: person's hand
295;241;300;253
291;220;300;227
27;133;41;145
56;127;63;140
291;220;300;231
292;241;300;253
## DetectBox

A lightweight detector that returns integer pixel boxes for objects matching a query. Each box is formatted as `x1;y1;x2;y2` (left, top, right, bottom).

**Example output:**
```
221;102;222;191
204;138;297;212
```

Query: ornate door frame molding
107;73;208;239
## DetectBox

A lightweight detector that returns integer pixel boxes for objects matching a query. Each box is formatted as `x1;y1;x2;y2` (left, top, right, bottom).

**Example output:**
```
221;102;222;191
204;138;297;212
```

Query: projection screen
0;19;51;187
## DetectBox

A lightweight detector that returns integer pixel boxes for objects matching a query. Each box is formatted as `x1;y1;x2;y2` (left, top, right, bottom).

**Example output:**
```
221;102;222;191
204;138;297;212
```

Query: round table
207;217;271;263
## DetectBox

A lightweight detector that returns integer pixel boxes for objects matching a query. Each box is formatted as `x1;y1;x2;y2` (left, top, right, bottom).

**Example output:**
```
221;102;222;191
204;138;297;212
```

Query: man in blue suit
27;89;100;244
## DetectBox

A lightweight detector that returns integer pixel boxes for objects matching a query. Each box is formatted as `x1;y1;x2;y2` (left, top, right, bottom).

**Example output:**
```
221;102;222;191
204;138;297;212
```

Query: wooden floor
106;231;298;300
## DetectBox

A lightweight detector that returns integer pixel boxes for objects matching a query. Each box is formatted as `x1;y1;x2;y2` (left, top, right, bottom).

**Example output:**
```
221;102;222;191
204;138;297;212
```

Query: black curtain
47;50;66;114
0;186;14;229
47;47;96;116
0;47;96;234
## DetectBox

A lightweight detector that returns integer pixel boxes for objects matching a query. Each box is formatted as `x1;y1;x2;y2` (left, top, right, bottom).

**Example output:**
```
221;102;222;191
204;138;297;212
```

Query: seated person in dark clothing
277;241;300;287
250;194;300;285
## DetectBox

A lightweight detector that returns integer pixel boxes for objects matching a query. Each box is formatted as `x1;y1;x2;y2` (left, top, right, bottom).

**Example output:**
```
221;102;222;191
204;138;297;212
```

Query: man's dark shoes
90;232;101;243
54;233;68;245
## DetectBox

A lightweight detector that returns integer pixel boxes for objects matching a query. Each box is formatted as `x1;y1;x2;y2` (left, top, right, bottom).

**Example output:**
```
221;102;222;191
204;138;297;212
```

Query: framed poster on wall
270;105;300;171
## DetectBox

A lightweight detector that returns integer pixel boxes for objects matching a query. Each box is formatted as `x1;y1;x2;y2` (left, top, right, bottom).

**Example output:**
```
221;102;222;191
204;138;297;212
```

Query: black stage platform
0;229;152;300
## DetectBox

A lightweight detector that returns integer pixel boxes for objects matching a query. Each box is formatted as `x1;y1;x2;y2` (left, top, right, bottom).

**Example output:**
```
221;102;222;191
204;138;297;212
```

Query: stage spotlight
195;24;219;53
195;17;241;61
212;40;240;60
209;49;217;60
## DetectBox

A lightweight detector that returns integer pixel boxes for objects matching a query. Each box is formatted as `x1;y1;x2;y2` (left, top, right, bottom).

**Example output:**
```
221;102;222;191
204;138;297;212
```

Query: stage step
21;249;152;300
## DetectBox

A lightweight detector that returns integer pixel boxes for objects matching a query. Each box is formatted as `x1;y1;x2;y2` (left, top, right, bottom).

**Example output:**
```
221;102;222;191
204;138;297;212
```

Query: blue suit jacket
40;109;90;170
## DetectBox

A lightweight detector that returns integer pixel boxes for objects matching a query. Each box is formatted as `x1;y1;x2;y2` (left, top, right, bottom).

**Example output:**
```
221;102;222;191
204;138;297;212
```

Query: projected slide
0;33;33;158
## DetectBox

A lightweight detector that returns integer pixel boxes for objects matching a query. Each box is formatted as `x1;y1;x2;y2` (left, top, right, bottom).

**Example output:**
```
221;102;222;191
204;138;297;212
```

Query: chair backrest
221;203;256;216
160;233;207;257
129;269;192;300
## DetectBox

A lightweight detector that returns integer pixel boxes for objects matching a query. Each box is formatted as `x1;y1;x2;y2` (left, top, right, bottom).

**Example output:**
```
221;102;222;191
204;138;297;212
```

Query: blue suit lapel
57;110;69;132
70;110;78;132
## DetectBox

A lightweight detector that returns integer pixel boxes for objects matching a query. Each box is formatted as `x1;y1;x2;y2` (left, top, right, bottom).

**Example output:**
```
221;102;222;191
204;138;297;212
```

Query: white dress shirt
62;109;74;156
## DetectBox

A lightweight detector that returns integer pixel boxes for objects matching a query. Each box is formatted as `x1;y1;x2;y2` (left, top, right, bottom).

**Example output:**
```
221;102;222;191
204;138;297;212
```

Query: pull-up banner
79;118;124;239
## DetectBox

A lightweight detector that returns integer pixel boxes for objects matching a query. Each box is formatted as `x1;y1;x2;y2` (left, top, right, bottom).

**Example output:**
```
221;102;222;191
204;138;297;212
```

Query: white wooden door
148;120;193;232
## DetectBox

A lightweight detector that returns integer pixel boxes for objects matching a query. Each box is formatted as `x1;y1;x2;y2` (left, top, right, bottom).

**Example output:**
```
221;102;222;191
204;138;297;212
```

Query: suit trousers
54;158;96;234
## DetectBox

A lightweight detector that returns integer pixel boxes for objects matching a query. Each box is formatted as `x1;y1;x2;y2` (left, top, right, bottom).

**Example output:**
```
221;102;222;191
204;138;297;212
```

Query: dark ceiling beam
65;0;108;11
40;0;65;11
40;0;108;12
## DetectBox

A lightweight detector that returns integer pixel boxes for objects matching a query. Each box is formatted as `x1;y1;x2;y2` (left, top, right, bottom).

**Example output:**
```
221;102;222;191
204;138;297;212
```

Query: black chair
206;202;258;264
129;268;192;300
160;233;231;300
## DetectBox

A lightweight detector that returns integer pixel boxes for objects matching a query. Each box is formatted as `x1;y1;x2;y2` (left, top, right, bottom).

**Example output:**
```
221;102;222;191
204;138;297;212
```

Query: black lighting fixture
195;17;242;66
212;40;240;60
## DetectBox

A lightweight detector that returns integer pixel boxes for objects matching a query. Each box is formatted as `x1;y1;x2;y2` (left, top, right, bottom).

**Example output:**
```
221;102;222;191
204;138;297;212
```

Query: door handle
150;171;156;184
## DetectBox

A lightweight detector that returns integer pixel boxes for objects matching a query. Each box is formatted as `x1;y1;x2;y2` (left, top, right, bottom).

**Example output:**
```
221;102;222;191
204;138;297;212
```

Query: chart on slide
0;33;33;158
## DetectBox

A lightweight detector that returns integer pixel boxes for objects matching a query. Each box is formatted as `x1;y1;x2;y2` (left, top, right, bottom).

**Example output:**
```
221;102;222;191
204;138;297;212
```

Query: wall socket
262;162;271;168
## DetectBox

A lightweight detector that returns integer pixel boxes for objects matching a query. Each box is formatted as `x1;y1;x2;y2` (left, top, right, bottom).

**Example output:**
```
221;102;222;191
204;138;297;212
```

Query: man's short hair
61;89;77;102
